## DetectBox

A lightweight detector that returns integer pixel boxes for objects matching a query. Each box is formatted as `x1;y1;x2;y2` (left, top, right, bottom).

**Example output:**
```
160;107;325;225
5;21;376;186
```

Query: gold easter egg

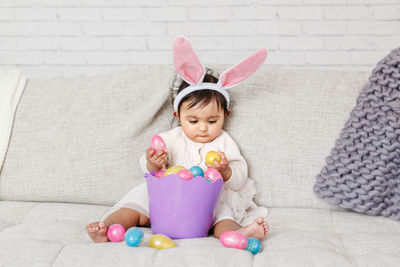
164;166;185;176
206;151;221;165
149;234;176;250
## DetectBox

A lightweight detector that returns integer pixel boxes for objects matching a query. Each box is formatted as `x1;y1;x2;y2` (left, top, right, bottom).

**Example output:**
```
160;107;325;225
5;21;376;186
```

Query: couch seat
0;201;399;266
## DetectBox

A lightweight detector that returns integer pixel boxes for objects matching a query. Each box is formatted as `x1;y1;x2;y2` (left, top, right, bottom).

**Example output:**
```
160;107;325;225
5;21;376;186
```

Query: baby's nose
199;123;207;131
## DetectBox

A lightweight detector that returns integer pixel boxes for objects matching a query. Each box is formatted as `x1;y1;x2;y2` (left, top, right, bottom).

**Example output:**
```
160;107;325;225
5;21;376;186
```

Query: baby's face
176;100;227;143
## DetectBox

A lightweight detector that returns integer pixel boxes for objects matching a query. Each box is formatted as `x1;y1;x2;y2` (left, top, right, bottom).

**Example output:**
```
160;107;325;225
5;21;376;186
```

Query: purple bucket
145;172;224;239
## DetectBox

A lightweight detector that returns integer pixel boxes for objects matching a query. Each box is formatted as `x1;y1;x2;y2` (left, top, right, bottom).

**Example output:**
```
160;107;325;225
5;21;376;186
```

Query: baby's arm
224;155;248;191
215;132;248;191
207;152;247;191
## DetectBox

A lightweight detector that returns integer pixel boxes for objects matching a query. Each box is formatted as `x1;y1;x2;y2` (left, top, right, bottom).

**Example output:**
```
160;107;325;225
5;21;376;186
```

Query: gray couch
1;65;399;267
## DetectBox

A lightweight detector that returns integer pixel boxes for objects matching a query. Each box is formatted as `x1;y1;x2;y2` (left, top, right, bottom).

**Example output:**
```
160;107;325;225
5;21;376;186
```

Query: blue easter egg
125;227;144;247
245;237;261;255
190;166;204;177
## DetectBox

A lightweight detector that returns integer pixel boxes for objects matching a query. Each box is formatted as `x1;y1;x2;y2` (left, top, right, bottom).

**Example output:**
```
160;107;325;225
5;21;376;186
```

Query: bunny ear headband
173;36;267;111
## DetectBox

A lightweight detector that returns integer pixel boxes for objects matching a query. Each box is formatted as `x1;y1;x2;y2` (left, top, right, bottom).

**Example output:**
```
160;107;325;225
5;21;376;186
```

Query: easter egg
107;224;126;242
245;237;262;255
177;169;193;180
205;151;221;165
220;231;248;250
164;166;185;176
204;168;222;182
149;234;176;250
124;227;144;247
190;166;204;177
154;169;166;177
150;135;166;153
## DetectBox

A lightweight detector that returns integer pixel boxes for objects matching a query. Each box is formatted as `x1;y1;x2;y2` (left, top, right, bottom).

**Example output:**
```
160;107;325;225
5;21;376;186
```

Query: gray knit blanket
314;47;400;221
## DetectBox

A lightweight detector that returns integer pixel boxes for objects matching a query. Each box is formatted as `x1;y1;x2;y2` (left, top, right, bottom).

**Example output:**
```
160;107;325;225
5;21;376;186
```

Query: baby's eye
189;120;198;124
209;120;217;124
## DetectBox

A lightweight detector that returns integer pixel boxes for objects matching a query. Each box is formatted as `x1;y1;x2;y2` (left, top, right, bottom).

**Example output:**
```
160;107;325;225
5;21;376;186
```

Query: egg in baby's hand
205;151;221;165
150;135;166;154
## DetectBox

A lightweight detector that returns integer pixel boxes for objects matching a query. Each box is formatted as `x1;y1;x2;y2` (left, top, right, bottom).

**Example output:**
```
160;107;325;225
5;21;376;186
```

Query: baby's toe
87;223;100;232
99;222;107;232
256;217;264;224
86;225;93;232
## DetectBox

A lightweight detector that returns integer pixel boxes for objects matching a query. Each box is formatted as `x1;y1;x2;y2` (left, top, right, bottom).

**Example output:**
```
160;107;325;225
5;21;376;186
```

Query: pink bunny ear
218;48;267;89
173;36;205;85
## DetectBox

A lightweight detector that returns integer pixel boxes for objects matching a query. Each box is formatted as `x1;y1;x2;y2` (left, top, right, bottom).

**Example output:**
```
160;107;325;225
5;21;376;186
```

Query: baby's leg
213;217;269;241
86;208;150;243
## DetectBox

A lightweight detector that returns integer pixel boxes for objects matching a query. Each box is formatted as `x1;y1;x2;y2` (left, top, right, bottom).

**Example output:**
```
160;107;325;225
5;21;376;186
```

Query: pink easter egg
107;224;126;242
154;169;166;178
150;135;166;153
220;231;248;250
177;169;194;180
204;168;222;182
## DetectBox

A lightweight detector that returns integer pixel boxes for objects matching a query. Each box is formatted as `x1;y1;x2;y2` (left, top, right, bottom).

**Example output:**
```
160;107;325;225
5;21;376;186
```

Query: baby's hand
146;147;168;172
206;152;232;182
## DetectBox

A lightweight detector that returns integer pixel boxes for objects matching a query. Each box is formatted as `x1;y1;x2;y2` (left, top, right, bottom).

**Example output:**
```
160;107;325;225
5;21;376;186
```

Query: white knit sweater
137;127;269;225
140;126;249;191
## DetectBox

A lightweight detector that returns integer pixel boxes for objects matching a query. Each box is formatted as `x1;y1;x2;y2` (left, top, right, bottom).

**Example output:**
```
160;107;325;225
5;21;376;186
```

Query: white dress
107;127;269;226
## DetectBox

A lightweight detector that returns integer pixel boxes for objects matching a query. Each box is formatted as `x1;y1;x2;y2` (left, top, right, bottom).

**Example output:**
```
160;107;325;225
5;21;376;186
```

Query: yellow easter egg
164;166;185;176
206;151;221;165
149;234;176;250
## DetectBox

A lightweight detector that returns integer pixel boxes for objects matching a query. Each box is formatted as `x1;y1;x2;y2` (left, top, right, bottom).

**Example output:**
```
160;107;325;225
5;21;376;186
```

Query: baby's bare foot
237;217;269;241
86;221;109;243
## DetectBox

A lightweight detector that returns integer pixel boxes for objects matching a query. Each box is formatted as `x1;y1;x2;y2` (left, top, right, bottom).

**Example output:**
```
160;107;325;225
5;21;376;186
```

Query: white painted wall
0;0;399;78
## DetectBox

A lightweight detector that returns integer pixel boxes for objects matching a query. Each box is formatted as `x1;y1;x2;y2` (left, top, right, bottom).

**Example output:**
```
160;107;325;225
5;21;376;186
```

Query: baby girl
86;36;269;243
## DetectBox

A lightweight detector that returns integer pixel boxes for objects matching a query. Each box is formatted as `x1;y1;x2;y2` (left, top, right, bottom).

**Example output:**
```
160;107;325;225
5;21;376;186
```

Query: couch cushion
0;200;109;226
0;201;107;266
220;67;371;209
259;231;400;267
53;243;254;267
1;202;399;266
262;207;400;267
0;66;371;210
0;66;176;205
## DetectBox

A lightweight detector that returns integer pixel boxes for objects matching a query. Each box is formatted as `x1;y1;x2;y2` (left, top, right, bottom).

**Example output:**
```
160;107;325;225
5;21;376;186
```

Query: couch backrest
0;65;370;210
0;66;176;205
220;66;370;210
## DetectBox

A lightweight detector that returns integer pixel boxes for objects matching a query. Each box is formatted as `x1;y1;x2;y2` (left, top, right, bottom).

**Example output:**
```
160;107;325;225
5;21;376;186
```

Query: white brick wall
0;0;399;78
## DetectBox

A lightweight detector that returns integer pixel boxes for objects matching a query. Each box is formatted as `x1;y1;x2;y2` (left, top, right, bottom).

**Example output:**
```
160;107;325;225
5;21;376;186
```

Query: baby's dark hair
171;68;229;116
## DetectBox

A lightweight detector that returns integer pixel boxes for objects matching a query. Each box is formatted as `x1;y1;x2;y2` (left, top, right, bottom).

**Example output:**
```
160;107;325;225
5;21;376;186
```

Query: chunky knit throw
314;47;400;221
